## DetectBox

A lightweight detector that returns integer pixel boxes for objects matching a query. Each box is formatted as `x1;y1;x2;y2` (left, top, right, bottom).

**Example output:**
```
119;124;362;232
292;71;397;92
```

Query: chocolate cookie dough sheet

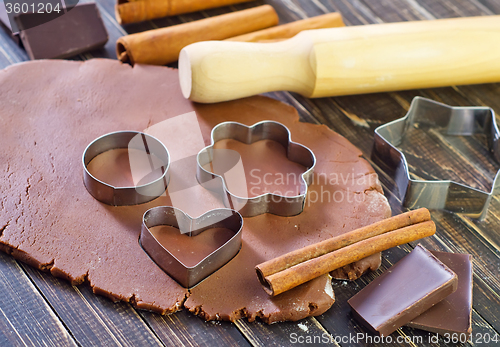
0;59;390;323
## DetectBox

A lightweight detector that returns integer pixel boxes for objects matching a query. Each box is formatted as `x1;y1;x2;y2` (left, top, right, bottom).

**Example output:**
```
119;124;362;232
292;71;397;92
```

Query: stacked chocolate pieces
348;244;473;338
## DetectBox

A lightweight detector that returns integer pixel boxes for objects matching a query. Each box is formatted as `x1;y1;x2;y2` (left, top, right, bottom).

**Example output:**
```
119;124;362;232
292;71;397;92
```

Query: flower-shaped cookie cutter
83;131;170;206
196;121;316;217
373;96;500;220
140;206;243;288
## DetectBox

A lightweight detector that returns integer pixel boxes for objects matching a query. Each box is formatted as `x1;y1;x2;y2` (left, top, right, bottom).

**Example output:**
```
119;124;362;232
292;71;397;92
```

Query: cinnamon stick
116;0;253;25
226;12;345;42
257;208;430;279
256;208;435;296
116;5;278;66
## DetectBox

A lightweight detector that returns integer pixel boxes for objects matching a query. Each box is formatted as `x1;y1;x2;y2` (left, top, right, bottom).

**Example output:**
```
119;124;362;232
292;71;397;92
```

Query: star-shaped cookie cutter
373;97;500;220
196;121;316;217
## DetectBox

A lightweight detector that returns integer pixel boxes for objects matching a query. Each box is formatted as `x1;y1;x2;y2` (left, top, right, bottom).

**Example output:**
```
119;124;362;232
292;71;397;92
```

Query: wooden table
1;0;499;346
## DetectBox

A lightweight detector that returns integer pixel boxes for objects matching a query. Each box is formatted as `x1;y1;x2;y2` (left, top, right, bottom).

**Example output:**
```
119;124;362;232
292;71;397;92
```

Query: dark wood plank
407;0;486;18
21;264;165;347
358;0;424;22
0;252;77;347
0;43;15;67
315;0;382;25
0;27;28;64
477;0;500;14
266;0;319;20
235;317;339;347
140;310;251;347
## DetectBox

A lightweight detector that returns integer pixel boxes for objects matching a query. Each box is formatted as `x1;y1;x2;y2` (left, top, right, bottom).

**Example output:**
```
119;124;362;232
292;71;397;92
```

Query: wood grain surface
0;0;499;346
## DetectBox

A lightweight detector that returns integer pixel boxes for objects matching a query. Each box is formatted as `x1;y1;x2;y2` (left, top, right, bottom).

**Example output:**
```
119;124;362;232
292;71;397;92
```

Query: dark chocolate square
15;3;108;59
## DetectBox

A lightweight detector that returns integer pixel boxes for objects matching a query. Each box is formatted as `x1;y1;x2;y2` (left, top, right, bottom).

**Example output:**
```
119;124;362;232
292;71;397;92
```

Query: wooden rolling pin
179;15;500;103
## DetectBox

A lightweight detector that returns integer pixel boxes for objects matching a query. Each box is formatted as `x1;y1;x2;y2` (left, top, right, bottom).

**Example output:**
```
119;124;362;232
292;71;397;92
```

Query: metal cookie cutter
140;206;243;288
373;96;500;220
83;131;170;206
196;121;316;217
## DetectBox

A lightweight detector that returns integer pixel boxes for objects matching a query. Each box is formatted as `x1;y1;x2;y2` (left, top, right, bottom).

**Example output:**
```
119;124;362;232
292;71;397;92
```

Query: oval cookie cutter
140;206;243;288
83;131;170;206
196;121;316;217
373;96;500;220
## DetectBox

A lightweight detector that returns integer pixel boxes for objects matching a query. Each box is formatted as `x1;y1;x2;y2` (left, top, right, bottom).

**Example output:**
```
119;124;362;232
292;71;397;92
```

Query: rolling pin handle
179;34;316;103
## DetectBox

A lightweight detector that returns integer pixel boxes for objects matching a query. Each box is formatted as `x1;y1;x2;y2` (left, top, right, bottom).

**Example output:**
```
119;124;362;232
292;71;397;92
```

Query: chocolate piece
0;59;390;322
15;3;108;59
406;250;473;336
348;244;458;336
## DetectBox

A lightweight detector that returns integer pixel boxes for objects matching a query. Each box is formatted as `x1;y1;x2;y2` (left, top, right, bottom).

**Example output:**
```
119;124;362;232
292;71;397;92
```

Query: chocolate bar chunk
406;250;473;336
15;3;108;59
348;244;458;336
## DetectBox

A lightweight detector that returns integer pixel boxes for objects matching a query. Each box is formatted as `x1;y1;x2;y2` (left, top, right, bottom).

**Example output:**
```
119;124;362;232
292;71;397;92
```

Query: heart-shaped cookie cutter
196;121;316;217
83;131;170;206
373;96;500;220
140;206;243;288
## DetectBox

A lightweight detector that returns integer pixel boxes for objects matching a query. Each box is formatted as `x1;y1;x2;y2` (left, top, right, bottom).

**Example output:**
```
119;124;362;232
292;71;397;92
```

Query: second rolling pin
179;15;500;103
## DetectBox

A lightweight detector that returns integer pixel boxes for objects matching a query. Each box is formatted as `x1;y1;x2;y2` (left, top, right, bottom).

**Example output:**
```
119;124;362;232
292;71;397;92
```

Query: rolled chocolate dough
0;59;391;323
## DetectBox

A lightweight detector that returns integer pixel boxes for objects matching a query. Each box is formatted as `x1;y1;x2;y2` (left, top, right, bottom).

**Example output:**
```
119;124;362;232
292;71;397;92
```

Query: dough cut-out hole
149;225;237;268
208;139;307;198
